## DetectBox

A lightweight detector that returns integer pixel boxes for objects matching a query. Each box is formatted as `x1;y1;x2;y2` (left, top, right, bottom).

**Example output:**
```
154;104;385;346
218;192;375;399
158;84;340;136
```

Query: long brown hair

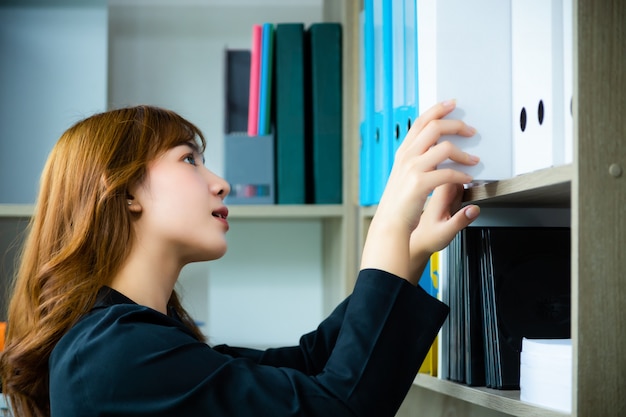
0;105;208;417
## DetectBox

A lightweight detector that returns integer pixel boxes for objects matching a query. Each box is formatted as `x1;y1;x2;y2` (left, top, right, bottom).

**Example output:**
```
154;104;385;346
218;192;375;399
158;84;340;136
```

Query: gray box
224;133;275;205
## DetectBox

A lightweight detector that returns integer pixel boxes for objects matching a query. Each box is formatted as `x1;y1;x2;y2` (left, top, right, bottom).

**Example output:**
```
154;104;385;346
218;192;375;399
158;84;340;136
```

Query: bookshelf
1;0;623;415
356;0;626;416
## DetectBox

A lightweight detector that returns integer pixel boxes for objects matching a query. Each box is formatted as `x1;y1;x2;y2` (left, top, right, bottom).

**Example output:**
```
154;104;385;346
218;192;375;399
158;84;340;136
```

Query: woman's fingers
421;140;480;171
428;182;464;214
408;99;458;136
399;115;477;160
416;168;474;193
412;183;481;254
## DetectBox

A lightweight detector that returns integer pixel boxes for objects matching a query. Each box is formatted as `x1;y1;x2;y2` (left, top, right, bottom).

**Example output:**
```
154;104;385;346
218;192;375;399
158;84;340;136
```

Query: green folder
274;23;306;204
306;23;343;204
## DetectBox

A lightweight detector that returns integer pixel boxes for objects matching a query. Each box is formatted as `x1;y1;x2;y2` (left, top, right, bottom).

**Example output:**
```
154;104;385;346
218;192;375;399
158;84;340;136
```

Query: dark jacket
49;268;449;416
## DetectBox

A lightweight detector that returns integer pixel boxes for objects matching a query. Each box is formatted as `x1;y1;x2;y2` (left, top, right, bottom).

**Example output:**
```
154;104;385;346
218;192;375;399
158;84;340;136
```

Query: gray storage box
224;133;275;205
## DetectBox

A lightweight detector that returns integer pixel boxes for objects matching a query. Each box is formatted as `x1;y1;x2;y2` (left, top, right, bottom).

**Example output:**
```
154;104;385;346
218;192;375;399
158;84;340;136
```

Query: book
274;23;306;204
306;22;342;204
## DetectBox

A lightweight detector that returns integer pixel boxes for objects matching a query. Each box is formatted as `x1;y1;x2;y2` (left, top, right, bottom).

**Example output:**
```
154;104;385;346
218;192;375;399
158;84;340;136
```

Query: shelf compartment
413;374;569;417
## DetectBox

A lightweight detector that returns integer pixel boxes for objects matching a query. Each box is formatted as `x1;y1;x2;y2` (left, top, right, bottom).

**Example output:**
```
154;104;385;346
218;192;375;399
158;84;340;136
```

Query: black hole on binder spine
520;107;527;132
394;124;400;140
375;128;380;143
538;100;545;125
570;97;573;116
407;118;412;132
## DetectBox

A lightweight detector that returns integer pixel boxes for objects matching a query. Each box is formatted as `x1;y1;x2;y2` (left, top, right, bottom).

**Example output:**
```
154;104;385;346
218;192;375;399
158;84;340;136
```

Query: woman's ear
126;195;142;213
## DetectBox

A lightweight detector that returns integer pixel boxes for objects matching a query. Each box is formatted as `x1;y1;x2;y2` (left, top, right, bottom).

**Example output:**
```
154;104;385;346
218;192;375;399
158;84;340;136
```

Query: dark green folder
306;23;343;204
274;23;306;204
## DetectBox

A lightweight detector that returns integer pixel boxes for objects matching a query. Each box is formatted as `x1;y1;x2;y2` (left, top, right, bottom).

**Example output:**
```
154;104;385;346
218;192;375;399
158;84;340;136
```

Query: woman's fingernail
466;125;477;135
465;205;480;219
468;154;480;163
442;99;456;108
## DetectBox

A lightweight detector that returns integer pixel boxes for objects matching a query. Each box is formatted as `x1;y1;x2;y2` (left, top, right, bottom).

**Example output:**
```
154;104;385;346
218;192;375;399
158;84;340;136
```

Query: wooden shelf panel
463;164;572;207
0;204;34;217
359;165;572;216
0;204;345;220
413;374;570;417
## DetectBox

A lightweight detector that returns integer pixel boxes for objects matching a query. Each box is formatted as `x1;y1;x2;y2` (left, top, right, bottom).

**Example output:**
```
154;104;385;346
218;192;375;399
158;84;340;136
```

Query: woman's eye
183;155;197;166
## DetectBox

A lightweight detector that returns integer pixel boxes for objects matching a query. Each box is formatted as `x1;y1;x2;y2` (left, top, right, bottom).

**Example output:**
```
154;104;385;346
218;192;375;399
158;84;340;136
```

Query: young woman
0;100;480;417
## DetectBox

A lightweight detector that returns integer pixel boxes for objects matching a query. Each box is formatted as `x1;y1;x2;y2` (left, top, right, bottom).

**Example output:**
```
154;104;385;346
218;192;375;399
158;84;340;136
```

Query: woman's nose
207;169;230;199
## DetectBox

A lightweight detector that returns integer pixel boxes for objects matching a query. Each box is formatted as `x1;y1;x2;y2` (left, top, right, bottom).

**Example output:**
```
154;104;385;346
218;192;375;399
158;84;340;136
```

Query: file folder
258;23;275;136
418;253;440;376
391;0;406;153
392;0;418;157
247;24;262;136
380;0;394;198
562;0;573;164
359;4;376;206
306;23;342;204
224;49;251;134
274;23;306;204
368;0;392;204
512;0;565;175
417;0;512;181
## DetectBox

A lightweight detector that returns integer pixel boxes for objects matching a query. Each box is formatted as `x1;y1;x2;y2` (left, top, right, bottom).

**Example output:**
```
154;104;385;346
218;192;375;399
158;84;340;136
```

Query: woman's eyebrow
183;140;201;153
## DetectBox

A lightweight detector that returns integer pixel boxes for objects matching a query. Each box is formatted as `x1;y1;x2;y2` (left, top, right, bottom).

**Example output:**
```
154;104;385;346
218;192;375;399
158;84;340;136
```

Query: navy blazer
49;269;449;416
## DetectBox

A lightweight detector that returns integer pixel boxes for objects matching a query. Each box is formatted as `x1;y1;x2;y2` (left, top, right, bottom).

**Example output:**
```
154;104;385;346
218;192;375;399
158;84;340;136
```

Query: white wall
0;0;328;349
0;3;108;204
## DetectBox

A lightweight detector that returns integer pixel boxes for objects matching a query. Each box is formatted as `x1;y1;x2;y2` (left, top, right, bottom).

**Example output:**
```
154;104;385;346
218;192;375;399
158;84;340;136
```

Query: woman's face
129;142;231;265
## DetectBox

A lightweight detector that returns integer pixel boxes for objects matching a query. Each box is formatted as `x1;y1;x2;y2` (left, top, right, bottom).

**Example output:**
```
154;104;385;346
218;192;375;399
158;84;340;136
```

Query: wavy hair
0;105;207;417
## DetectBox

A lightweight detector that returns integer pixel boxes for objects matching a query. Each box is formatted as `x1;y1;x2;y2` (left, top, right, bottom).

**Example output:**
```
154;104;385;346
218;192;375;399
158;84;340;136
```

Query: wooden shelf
359;164;572;218
463;164;572;208
0;204;344;220
413;374;569;417
0;204;34;217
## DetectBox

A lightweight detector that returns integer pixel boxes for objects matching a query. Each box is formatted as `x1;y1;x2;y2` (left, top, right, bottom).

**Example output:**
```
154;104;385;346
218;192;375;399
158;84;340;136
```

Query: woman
0;100;480;416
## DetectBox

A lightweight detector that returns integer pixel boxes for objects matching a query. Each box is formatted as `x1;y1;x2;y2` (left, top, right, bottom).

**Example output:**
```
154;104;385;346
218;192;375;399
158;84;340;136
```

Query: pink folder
247;24;262;136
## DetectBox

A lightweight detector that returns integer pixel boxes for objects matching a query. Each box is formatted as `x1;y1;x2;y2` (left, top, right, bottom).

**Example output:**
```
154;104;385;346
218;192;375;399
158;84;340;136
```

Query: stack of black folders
440;226;571;390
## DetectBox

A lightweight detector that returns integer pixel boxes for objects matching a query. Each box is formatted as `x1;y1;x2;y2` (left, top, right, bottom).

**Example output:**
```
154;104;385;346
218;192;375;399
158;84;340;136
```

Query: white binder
512;0;565;175
417;0;513;181
563;0;574;164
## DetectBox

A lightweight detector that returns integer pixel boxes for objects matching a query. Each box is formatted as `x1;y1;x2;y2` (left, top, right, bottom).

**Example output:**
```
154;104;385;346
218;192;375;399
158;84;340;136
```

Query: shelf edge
413;374;570;417
0;204;345;220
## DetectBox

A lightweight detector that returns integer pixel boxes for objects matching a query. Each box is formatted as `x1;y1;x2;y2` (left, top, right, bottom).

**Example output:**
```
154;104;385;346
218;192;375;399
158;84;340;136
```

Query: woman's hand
408;183;480;280
360;100;481;285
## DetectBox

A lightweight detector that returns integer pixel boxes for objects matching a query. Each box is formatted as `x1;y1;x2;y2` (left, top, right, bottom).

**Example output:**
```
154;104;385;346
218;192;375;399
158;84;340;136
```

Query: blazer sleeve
50;268;449;417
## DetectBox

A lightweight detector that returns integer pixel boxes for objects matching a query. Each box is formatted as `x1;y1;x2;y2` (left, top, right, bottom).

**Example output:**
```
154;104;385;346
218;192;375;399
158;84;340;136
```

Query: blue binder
368;0;386;205
362;0;417;206
258;23;274;136
392;0;418;157
379;0;394;203
359;5;376;206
